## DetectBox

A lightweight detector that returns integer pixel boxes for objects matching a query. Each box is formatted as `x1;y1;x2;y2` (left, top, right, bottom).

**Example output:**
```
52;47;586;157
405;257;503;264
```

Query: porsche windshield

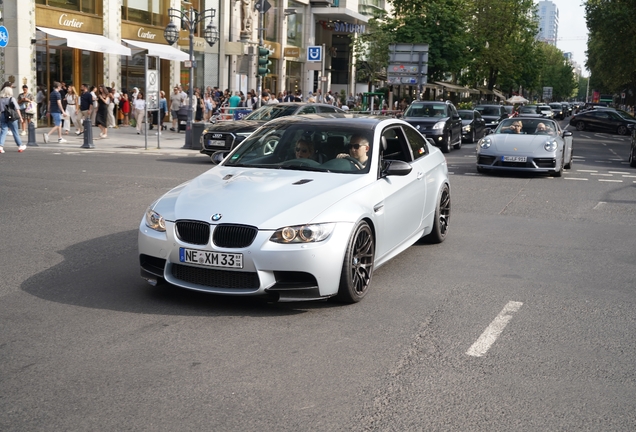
495;118;559;135
224;123;374;174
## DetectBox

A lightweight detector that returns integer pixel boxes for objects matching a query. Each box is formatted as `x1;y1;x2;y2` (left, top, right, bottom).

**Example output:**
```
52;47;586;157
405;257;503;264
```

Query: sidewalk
29;123;207;154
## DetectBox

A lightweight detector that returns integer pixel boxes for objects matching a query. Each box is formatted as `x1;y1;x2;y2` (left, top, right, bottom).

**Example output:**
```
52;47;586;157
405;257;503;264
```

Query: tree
534;43;577;101
350;11;395;88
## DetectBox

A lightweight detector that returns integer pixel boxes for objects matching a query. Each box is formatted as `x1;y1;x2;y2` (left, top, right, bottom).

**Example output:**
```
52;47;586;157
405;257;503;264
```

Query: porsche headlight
432;121;446;130
270;223;335;243
544;140;558;152
145;208;166;232
480;138;492;149
463;125;471;132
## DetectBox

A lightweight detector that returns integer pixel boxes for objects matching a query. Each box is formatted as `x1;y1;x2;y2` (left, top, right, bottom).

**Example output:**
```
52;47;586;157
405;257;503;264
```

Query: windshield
245;105;299;121
458;111;474;120
475;106;501;116
224;122;374;174
404;104;448;118
614;110;635;120
495;118;559;136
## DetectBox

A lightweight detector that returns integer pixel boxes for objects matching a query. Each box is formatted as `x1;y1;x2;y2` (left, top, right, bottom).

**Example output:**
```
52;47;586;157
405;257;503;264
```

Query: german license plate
179;248;243;269
207;139;226;147
503;155;527;162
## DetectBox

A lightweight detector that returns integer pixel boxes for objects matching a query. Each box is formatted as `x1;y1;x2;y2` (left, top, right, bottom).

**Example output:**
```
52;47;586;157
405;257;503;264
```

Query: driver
337;135;370;167
294;139;316;160
502;120;523;134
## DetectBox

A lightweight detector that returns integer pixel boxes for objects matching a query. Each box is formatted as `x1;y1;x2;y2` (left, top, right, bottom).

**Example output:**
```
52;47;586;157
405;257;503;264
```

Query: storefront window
264;0;279;42
37;0;97;14
286;2;303;47
122;0;166;27
285;61;301;94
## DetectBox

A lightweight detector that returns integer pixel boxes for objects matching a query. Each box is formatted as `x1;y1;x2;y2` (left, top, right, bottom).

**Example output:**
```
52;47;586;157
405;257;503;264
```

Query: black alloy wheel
617;125;628;136
336;221;375;303
441;132;451;153
424;184;451;243
576;121;586;131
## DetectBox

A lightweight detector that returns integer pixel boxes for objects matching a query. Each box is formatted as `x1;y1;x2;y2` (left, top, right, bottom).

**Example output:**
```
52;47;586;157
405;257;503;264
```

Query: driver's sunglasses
295;147;309;154
349;143;367;149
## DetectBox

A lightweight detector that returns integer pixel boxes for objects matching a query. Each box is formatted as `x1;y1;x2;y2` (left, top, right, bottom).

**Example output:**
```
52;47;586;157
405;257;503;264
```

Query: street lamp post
164;7;219;149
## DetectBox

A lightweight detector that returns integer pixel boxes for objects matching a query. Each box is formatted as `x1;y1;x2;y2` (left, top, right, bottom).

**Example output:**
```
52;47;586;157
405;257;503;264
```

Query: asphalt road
1;122;635;431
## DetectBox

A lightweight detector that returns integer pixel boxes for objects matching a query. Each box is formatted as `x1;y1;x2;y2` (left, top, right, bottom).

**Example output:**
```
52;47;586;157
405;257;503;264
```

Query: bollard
27;121;38;147
81;118;94;149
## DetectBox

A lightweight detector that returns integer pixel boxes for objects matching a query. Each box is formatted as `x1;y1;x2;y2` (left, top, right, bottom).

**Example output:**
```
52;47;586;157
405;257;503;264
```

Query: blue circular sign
0;26;9;48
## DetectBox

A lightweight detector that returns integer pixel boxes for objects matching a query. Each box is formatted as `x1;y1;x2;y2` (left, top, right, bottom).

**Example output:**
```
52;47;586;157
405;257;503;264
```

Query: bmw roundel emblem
211;213;222;221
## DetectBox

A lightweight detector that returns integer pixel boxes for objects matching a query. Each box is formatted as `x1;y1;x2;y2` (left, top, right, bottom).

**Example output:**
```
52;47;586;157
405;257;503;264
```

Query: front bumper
477;153;558;172
139;219;354;301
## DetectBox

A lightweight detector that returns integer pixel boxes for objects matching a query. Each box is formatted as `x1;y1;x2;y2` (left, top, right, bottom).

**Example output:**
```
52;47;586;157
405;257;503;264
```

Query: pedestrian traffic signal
258;46;272;77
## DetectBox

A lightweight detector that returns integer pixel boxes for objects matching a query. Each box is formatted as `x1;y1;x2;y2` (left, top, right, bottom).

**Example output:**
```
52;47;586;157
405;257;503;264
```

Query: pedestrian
95;85;110;138
36;85;46;119
43;81;68;144
169;85;183;131
62;85;80;135
134;91;146;134
159;90;167;131
17;85;34;136
120;91;130;126
78;83;93;134
111;86;120;127
90;85;98;126
0;85;26;153
107;87;117;129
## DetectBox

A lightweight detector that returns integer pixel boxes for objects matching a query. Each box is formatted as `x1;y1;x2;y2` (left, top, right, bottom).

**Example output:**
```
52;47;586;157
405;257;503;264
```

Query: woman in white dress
63;85;80;135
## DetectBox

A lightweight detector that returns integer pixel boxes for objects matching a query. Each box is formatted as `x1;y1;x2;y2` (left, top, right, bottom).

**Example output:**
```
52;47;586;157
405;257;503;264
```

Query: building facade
1;0;381;116
536;0;559;45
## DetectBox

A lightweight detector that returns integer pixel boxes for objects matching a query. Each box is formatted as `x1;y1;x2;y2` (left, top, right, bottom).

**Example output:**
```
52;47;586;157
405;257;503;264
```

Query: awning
434;81;472;93
123;39;190;62
493;89;506;99
37;27;131;56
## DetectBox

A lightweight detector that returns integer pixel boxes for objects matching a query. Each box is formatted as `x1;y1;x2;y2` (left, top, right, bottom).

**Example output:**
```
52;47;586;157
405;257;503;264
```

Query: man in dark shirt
78;83;93;135
43;81;68;143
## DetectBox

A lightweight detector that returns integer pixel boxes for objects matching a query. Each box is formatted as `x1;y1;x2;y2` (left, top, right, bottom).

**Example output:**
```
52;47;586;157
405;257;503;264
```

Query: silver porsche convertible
139;115;451;303
476;117;574;176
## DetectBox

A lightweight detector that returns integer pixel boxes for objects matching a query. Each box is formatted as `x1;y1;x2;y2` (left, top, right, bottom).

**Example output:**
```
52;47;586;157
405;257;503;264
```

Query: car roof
264;113;387;129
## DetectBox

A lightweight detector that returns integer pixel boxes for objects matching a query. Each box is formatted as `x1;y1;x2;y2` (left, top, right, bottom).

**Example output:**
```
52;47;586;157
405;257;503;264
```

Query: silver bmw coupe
139;115;451;303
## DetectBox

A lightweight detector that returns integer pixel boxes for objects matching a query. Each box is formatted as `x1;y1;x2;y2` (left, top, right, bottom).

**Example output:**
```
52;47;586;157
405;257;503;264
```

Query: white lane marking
609;171;630;174
622;175;636;178
591;173;613;176
465;172;478;176
599;179;623;183
448;172;455;175
572;156;586;159
609;158;624;161
581;134;591;138
594;160;614;163
564;177;588;181
593;201;606;210
466;301;523;357
577;169;597;172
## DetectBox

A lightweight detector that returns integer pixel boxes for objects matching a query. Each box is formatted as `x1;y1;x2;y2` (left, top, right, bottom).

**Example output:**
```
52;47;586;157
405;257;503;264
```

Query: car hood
461;119;472;125
205;120;264;133
404;117;448;126
489;134;558;154
154;167;368;228
480;115;502;122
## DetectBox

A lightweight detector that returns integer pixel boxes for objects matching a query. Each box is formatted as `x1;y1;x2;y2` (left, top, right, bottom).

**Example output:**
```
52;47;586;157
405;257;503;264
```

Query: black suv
474;105;509;131
200;103;345;160
402;100;462;153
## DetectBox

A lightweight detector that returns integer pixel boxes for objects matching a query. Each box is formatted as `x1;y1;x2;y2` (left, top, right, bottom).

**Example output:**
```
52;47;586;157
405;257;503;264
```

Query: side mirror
562;131;573;137
485;129;493;135
381;160;412;177
211;151;230;164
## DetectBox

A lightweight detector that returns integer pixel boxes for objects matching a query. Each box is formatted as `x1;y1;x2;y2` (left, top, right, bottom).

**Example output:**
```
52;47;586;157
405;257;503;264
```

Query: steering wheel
342;156;364;170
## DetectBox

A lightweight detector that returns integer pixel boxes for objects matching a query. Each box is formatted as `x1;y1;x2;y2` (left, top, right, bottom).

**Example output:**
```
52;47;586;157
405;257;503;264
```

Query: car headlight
270;223;335;243
480;138;492;149
432;121;446;130
235;132;252;138
544;140;558;152
145;208;166;232
462;125;471;132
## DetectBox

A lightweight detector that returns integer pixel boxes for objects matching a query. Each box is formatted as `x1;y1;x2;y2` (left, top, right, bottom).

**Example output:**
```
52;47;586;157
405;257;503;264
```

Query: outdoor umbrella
506;95;529;104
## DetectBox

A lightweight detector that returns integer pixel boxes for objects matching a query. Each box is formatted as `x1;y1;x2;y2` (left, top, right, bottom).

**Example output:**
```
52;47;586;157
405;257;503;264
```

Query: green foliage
585;0;636;95
534;43;578;101
351;11;395;86
457;101;473;109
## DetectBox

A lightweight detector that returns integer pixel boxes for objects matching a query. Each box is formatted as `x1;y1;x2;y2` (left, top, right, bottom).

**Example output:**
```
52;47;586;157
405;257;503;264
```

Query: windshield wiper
279;165;330;172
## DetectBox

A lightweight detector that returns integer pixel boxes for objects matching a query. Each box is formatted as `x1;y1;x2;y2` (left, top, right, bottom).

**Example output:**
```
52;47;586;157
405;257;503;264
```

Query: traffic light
257;46;272;77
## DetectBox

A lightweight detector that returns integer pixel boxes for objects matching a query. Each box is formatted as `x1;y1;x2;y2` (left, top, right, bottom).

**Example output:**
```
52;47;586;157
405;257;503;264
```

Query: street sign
254;0;271;13
146;69;159;110
307;46;322;62
0;26;9;48
387;76;427;85
542;86;553;100
388;64;419;74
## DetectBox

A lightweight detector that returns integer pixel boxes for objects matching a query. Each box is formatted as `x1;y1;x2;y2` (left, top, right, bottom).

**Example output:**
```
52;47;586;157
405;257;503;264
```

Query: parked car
474;104;509;131
199;103;345;160
569;109;636;135
476;117;573;176
457;109;486;142
402;100;463;152
139;115;451;303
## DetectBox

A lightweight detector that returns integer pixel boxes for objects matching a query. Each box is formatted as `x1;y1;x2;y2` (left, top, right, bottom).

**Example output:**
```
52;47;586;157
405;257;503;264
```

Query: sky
541;0;590;76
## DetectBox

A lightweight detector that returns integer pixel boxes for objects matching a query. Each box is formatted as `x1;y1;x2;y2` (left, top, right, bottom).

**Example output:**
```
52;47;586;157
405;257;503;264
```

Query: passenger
337;135;370;167
294;138;315;160
535;122;554;134
502;121;523;134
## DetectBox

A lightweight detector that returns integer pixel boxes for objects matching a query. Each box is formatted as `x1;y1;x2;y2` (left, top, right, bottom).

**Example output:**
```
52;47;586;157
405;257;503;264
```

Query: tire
617;125;628;136
441;133;451;153
470;129;476;143
477;166;484;173
454;132;462;149
630;148;636;168
551;154;564;177
576;121;585;131
335;221;375;303
423;184;451;244
564;155;573;170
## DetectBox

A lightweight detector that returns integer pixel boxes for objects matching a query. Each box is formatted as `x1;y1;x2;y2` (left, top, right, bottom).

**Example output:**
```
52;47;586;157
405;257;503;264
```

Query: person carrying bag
0;85;26;153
